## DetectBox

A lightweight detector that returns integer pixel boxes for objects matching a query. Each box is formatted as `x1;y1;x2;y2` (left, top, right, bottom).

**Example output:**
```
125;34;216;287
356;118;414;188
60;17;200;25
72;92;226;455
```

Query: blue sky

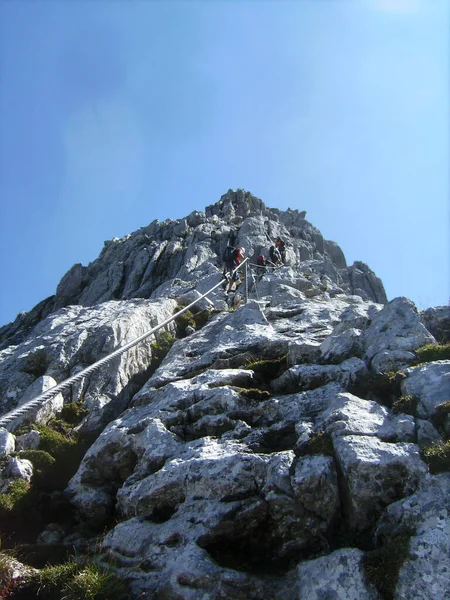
0;0;448;326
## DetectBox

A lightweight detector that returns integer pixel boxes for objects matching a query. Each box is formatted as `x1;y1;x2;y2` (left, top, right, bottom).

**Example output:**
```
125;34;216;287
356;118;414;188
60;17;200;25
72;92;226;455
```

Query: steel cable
0;259;249;430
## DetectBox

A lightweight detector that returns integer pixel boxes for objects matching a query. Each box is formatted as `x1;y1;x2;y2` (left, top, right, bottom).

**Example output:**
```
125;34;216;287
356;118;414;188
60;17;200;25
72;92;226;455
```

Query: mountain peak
0;191;386;347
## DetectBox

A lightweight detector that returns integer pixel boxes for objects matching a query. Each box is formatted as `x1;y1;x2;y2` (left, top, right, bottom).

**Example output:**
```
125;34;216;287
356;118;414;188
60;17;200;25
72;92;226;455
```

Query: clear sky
0;0;448;326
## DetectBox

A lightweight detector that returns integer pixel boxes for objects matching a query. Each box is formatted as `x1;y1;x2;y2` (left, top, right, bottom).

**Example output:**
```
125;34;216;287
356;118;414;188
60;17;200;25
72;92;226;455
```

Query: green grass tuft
0;479;31;513
61;563;129;600
27;558;129;600
150;331;176;362
35;424;76;456
33;561;79;599
298;432;334;457
19;450;56;489
59;401;89;426
414;343;450;364
363;532;412;600
245;355;288;382
174;308;196;332
238;388;271;401
421;440;450;474
392;395;418;416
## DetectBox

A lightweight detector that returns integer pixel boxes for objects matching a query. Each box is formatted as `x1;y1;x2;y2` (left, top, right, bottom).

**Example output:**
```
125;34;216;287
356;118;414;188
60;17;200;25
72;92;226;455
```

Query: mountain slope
0;190;448;600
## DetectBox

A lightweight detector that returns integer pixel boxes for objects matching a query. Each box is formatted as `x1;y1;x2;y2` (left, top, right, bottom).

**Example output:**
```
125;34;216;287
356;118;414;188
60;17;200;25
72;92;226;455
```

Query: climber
222;246;245;292
256;254;267;278
269;245;282;267
228;229;237;248
275;237;286;263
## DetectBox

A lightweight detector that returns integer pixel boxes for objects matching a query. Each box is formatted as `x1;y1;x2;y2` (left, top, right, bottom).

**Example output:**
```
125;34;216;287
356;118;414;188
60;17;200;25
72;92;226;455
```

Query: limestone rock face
0;190;387;347
0;427;15;456
0;190;446;600
362;297;436;373
286;548;381;600
5;456;33;481
421;305;450;343
401;361;450;419
376;473;450;600
0;298;178;431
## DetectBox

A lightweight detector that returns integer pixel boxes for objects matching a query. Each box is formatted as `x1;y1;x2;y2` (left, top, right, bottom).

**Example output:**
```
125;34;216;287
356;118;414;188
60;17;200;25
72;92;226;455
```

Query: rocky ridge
0;190;449;600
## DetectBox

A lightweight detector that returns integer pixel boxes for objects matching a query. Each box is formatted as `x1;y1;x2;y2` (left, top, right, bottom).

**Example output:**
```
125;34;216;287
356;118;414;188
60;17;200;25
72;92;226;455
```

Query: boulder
286;548;380;600
421;305;450;343
376;473;450;600
320;327;364;363
16;429;40;451
0;427;15;456
363;297;436;372
332;435;427;530
271;357;367;394
402;361;450;419
17;375;64;425
6;456;33;481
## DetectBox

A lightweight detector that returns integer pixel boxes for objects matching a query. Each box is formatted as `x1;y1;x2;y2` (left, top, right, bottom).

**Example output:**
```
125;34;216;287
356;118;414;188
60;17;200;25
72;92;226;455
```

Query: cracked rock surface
0;190;448;600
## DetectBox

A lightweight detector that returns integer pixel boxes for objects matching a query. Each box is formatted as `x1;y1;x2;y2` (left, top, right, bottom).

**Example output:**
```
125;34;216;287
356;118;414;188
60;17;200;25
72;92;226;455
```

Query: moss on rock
363;532;412;600
421;440;450;474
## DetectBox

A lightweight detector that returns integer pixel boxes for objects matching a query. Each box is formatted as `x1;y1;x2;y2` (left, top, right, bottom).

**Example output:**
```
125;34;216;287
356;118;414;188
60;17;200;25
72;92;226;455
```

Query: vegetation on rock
1;417;93;547
413;343;450;364
297;432;334;457
363;532;412;600
421;440;450;474
150;331;176;365
347;371;405;409
0;553;129;600
237;388;271;401
20;349;49;378
0;479;31;513
245;355;288;383
392;395;418;416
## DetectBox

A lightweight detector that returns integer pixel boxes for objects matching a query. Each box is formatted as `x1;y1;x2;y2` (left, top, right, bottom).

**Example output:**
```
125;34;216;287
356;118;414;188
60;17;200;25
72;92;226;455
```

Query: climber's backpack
222;246;235;262
233;247;244;260
270;246;281;262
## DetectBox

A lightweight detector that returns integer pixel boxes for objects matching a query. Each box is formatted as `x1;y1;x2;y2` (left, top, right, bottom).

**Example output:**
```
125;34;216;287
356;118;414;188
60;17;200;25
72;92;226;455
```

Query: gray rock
16;429;40;451
6;457;33;481
402;361;450;418
1;190;448;599
0;298;178;432
291;455;339;523
333;434;427;530
370;349;416;374
318;392;416;443
37;523;66;544
341;261;387;304
287;340;321;365
416;419;442;448
324;239;347;270
363;297;436;371
320;327;364;363
0;427;15;456
17;375;64;425
286;548;380;600
421;305;450;343
271;357;367;394
376;473;450;600
0;555;38;589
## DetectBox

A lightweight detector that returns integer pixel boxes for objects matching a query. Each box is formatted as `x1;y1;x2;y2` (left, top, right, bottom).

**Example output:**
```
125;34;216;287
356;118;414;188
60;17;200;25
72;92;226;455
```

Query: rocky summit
0;190;449;600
